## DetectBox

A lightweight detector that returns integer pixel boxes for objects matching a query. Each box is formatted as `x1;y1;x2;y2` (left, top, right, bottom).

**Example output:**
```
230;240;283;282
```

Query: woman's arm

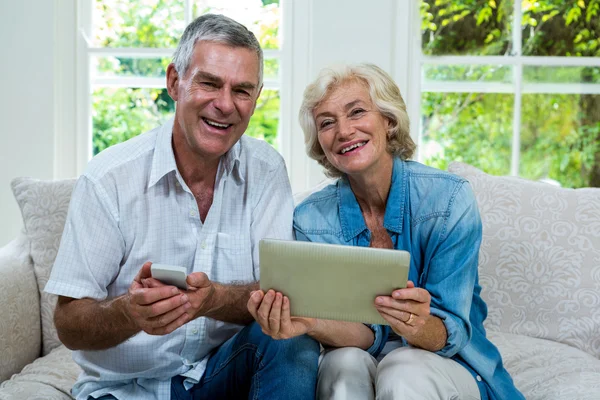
247;290;375;350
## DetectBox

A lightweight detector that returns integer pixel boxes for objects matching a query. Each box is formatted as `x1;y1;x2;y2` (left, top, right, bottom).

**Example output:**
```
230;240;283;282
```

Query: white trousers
317;347;481;400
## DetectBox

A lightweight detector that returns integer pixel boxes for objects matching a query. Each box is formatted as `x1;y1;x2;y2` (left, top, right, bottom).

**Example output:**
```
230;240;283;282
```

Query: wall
0;1;56;246
283;0;415;192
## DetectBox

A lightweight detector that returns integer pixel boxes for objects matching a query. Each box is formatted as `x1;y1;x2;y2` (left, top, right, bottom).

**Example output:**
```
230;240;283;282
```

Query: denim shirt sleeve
424;181;482;358
364;324;390;357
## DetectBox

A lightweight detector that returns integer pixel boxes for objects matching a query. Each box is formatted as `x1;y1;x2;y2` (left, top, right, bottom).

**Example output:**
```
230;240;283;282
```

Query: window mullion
78;0;94;173
511;0;523;176
184;0;193;25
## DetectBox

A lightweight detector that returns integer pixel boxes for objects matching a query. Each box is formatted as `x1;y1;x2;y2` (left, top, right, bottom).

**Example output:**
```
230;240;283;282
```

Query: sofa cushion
448;162;600;358
488;331;600;400
0;345;80;400
0;232;41;382
11;177;77;356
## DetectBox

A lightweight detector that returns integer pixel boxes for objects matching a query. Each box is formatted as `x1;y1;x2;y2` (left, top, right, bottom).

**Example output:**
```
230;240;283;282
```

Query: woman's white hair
299;63;414;178
172;14;263;87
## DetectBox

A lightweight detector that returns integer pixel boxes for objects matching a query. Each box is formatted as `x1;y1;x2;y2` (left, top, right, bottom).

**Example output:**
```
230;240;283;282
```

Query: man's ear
166;63;179;101
251;85;264;115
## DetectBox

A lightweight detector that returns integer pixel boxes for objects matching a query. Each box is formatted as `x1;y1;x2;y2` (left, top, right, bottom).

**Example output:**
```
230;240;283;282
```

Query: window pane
524;66;600;84
245;89;280;148
93;57;171;78
93;88;175;155
93;0;185;48
522;1;600;56
193;0;280;49
264;58;279;81
420;0;513;56
520;93;600;188
421;92;513;175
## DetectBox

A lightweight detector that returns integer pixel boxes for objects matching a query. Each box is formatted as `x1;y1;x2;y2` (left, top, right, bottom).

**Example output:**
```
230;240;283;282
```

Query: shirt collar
338;157;406;241
148;118;245;189
148;118;177;189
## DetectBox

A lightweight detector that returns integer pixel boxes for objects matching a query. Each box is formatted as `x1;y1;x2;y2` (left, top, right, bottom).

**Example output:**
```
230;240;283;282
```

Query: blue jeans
171;321;320;400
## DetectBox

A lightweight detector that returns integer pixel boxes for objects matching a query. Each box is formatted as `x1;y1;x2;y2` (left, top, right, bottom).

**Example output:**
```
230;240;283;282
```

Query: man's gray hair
173;13;263;86
299;63;415;178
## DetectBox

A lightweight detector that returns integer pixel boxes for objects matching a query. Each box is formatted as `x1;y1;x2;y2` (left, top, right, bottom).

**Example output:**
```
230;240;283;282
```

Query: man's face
168;41;261;162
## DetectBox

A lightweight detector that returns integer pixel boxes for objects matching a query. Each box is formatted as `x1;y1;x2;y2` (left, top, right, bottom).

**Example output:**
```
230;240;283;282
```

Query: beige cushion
448;162;600;358
489;331;600;400
11;177;77;356
0;233;41;382
0;345;80;400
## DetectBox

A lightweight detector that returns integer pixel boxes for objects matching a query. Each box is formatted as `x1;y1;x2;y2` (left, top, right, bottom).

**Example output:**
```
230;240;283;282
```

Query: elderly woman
248;63;524;400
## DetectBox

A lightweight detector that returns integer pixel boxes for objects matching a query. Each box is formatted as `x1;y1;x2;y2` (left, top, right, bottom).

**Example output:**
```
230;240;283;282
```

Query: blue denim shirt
293;158;524;400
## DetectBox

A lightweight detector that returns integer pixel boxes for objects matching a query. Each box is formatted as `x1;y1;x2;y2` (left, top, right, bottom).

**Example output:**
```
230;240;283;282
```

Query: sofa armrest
0;232;41;383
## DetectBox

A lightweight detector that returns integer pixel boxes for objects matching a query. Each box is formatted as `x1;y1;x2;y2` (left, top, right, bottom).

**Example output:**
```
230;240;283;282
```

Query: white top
45;118;294;400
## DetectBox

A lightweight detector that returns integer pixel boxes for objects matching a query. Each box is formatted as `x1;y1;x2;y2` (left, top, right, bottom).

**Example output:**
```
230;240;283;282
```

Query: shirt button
201;242;206;249
192;328;198;334
476;375;482;382
189;210;196;217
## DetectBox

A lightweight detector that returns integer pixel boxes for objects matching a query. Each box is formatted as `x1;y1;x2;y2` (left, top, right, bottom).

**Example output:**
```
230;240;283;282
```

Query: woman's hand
375;280;432;338
247;289;318;340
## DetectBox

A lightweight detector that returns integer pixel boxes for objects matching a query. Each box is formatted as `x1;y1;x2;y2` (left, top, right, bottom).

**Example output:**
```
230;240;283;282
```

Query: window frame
409;1;600;177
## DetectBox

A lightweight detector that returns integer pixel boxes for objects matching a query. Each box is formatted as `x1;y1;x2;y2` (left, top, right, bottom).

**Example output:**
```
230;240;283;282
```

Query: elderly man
45;13;319;400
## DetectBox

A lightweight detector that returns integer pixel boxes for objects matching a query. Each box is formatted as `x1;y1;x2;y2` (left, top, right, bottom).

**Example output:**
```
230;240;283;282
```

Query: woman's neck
347;156;394;217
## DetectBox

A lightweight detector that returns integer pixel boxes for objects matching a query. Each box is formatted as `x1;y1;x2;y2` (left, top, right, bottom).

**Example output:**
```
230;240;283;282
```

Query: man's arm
177;272;258;325
55;263;192;351
55;295;138;351
142;270;259;325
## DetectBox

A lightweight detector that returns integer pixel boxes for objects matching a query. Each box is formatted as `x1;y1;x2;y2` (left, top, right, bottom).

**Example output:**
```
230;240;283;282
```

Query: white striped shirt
45;118;294;400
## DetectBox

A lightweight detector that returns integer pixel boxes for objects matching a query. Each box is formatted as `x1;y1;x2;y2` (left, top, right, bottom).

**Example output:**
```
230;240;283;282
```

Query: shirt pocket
213;233;254;282
216;232;250;253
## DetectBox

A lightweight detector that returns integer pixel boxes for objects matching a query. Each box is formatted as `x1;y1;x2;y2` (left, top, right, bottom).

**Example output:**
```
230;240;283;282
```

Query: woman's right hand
247;289;318;340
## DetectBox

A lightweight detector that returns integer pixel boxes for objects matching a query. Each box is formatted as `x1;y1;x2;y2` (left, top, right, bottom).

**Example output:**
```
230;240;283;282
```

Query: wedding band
405;312;415;325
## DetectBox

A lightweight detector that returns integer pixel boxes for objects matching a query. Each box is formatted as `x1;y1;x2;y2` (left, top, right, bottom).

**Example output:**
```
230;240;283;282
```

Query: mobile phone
150;264;188;290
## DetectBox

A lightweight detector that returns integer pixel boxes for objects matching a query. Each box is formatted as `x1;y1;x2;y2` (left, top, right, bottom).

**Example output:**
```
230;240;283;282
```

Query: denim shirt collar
338;157;406;241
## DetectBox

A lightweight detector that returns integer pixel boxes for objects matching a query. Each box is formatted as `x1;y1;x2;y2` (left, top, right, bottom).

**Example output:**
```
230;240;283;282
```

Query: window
417;0;600;188
80;0;283;157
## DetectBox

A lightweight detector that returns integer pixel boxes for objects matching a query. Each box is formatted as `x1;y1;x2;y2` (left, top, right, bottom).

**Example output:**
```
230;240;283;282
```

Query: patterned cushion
448;162;600;358
0;345;80;399
489;331;600;400
0;233;41;382
11;177;77;356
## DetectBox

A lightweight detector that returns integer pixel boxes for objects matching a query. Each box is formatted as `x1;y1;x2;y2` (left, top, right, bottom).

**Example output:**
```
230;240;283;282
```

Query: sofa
1;162;599;399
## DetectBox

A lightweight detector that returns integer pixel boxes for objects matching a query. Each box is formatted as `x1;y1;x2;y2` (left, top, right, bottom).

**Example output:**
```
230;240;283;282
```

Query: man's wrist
115;294;141;332
200;282;220;317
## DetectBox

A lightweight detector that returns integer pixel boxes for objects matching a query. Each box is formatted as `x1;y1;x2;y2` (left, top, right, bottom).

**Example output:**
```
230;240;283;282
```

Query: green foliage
94;0;184;48
245;90;280;148
420;0;600;188
93;88;174;154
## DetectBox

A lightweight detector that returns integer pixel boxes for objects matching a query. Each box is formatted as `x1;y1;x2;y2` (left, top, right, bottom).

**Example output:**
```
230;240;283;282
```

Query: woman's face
313;79;392;178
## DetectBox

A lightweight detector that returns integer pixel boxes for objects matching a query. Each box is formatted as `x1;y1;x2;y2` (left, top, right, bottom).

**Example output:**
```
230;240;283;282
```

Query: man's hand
126;262;192;335
142;269;217;321
247;289;317;340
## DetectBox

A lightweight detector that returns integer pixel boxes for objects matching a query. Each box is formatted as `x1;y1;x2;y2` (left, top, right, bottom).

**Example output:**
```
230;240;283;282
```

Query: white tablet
259;239;410;325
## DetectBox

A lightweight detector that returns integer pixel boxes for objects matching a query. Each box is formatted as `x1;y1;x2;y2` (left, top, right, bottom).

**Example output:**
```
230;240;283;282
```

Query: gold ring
405;312;415;325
